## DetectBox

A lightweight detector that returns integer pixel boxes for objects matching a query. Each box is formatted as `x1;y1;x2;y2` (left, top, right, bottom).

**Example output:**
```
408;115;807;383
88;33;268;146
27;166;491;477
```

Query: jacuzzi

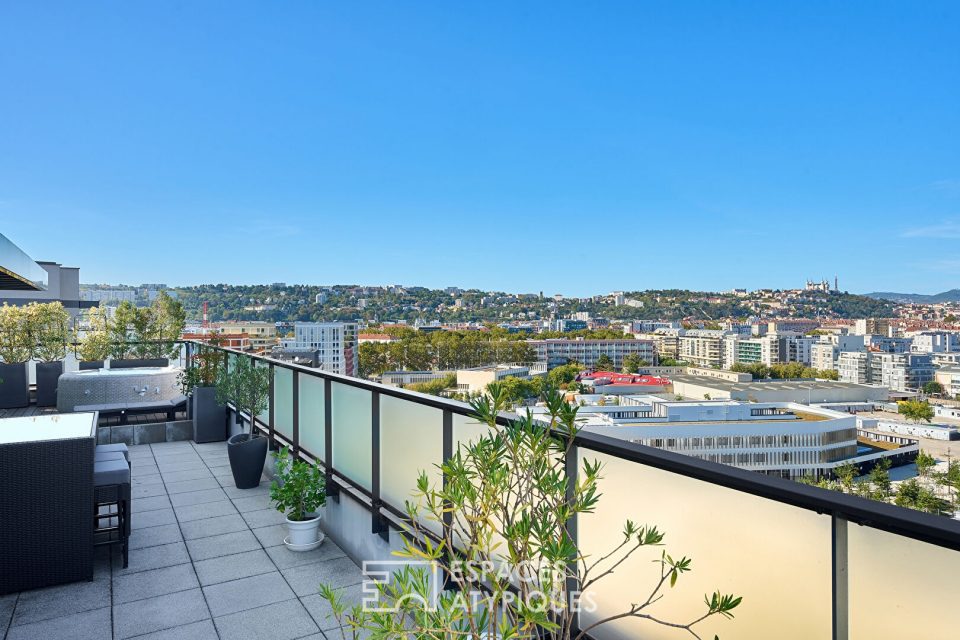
57;366;184;413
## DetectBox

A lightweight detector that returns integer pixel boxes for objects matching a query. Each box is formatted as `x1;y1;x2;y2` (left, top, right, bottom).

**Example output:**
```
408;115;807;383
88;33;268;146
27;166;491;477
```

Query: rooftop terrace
0;440;364;640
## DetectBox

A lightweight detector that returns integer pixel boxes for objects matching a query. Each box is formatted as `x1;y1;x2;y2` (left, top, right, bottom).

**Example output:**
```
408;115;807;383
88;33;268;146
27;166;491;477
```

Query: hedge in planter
0;304;32;409
29;302;70;407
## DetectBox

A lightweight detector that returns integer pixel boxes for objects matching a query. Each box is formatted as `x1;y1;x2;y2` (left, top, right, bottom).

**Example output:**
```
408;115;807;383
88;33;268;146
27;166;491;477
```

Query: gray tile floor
0;441;366;640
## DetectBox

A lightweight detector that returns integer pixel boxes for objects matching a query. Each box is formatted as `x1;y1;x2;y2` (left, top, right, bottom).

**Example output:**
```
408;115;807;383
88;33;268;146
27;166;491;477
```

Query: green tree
898;399;935;424
593;353;614;371
834;461;858;492
915;450;936;478
622;353;650;373
406;373;457;397
922;381;945;396
869;458;892;499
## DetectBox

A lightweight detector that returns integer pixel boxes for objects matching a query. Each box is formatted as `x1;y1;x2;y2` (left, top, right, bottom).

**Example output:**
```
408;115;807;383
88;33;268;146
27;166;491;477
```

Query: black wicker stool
94;457;131;568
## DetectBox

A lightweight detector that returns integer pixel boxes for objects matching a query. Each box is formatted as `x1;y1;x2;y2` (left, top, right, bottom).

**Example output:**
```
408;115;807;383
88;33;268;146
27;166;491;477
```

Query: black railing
189;341;960;640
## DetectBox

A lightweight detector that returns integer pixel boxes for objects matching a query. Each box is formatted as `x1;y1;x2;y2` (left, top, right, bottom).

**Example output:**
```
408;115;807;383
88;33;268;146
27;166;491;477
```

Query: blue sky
1;1;958;296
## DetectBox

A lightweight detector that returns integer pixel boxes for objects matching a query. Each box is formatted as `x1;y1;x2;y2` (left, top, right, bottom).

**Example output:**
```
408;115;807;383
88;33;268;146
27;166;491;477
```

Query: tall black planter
0;362;29;409
227;433;268;489
79;360;104;371
35;361;64;407
192;386;227;443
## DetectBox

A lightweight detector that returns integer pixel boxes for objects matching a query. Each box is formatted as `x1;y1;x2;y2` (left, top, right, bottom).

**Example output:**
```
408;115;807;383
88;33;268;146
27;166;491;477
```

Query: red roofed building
578;371;670;395
358;333;398;344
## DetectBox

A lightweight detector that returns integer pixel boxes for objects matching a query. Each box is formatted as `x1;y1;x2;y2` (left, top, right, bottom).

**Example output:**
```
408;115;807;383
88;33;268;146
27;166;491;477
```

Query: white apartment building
280;322;358;377
531;399;909;480
678;330;729;369
527;338;655;370
910;331;960;354
810;335;865;372
838;351;871;385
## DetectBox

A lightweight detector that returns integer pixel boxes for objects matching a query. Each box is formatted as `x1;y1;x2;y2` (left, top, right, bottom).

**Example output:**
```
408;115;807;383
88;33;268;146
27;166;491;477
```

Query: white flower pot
285;513;323;551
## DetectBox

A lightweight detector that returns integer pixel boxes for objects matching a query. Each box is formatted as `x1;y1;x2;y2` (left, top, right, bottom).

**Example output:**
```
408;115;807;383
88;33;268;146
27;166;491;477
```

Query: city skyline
2;2;959;295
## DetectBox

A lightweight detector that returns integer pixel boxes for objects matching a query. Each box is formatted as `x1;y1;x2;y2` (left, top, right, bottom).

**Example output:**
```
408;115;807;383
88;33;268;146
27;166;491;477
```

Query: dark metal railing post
267;363;275;444
832;515;849;640
292;370;300;456
324;378;339;502
441;410;454;588
371;391;388;540
565;443;581;634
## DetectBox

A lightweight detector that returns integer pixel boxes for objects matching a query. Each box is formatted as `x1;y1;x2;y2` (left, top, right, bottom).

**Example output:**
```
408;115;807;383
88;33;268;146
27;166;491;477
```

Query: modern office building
527;338;655;370
531;398;909;480
0;233;94;317
379;370;453;387
278;321;358;376
670;373;888;404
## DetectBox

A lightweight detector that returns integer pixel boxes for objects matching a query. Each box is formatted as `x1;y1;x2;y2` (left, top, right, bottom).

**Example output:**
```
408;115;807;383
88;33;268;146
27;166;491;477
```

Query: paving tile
131;463;160;476
250;523;287;548
281;556;366;596
126;619;219;640
174;499;238;522
132;473;166;486
240;508;286;529
1;593;16;631
231;493;274;513
210;466;235;479
129;523;183;550
132;482;168;499
132;494;172;513
113;588;210;639
179;513;248;540
186;530;261;561
162;468;214;483
113;563;200;604
300;583;364;631
213;599;319;640
220;483;270;500
156;460;207;473
132;507;178;530
114;541;191;574
202;571;295;618
169;488;229;507
193;549;276;586
265;539;346;570
163;477;221;495
7;606;111;640
12;575;110;625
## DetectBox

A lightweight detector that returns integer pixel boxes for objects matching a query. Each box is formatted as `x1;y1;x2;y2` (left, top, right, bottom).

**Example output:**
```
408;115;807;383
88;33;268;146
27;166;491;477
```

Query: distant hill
864;289;960;303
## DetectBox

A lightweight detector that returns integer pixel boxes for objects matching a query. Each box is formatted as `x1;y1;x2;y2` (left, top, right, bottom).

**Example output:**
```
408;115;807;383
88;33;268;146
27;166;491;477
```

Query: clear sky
1;1;958;296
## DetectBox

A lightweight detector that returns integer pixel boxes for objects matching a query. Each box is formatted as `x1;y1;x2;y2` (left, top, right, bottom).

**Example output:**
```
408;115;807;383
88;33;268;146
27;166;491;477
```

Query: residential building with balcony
527;338;655;370
678;330;728;368
910;331;960;353
278;321;358;376
838;351;871;385
935;366;960;398
213;321;278;351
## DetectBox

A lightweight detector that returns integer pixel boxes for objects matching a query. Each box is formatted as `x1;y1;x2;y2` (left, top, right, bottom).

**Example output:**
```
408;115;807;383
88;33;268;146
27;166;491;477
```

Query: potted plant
179;338;227;443
76;306;112;369
0;304;32;409
216;356;271;489
29;302;70;407
270;445;326;550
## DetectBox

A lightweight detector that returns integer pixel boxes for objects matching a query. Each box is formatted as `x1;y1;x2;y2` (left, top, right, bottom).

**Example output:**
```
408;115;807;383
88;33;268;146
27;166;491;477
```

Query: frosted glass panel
579;450;832;640
849;524;960;638
257;361;270;426
299;374;326;460
273;367;293;439
380;396;443;522
331;382;372;491
452;412;492;451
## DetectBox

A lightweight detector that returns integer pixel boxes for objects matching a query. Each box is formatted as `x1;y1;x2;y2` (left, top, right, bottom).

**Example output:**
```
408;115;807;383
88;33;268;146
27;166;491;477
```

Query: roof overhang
0;234;48;291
